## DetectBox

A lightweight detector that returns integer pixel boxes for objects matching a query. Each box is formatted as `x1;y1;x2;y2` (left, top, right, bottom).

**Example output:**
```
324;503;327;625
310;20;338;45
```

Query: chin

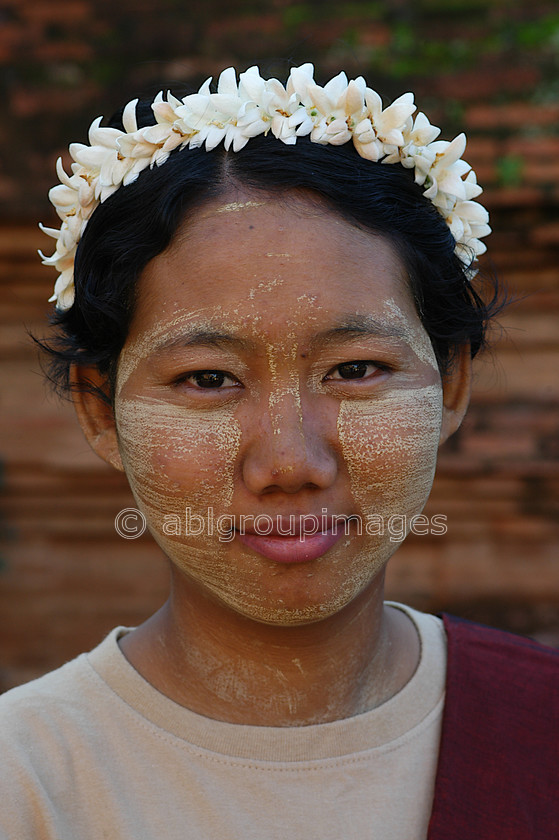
220;581;373;628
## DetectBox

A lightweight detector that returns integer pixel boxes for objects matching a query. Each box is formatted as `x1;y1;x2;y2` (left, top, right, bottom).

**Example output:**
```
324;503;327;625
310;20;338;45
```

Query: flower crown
40;63;491;311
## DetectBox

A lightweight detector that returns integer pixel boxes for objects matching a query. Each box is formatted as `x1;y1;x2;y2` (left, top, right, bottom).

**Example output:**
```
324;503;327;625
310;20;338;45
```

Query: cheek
115;398;241;523
337;384;443;521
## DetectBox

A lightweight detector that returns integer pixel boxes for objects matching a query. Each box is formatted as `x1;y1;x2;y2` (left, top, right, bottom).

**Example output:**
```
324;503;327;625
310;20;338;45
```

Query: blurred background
0;0;558;692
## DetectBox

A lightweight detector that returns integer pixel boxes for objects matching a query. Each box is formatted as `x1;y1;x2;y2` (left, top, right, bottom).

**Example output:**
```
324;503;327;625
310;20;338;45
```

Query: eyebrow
309;315;409;352
150;315;408;358
152;327;256;356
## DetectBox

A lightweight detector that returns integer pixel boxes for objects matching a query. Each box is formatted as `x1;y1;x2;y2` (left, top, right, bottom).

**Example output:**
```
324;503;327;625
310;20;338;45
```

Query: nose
241;389;338;495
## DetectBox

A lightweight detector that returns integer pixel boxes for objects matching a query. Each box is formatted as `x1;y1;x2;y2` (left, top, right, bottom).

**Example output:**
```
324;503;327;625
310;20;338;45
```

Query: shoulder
442;612;559;731
428;615;559;837
442;611;559;692
0;654;94;832
0;653;91;723
0;632;127;835
0;650;110;786
0;630;123;765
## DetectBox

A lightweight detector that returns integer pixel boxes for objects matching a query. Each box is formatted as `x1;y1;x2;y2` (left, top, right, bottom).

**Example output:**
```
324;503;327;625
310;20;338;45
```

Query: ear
70;365;124;471
439;344;472;446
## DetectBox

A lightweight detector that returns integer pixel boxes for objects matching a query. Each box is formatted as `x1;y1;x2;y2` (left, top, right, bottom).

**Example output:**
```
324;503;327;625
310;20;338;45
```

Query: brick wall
1;0;558;690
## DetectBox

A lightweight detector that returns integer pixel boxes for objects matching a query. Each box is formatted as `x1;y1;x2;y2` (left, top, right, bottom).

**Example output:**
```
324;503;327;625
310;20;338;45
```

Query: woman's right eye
175;370;240;390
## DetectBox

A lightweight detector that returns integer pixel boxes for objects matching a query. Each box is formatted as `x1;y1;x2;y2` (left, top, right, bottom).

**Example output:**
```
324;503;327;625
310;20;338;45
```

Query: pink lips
235;522;347;564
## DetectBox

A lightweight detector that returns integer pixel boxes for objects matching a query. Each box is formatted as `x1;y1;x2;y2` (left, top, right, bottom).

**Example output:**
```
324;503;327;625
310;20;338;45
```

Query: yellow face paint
338;383;442;557
212;200;267;214
112;191;447;625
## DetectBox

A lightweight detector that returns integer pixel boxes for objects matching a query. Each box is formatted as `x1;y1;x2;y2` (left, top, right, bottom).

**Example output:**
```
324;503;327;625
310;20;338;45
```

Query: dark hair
38;96;505;404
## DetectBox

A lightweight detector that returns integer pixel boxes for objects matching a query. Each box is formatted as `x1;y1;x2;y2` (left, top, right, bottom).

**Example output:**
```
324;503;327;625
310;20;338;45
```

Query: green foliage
283;1;383;26
514;14;559;48
420;0;493;11
361;10;559;80
282;4;315;27
496;154;525;187
366;26;477;78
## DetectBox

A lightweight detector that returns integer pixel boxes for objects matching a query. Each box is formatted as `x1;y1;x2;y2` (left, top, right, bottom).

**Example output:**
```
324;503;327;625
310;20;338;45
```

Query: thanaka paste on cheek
114;306;247;592
116;394;248;597
337;382;443;570
330;297;442;579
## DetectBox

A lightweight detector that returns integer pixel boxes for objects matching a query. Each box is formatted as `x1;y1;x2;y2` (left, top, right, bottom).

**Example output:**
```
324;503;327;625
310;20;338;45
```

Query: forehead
170;191;403;269
128;192;418;345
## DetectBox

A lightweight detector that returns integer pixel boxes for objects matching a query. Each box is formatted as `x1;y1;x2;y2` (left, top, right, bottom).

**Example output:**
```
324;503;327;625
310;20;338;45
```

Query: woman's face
113;193;446;625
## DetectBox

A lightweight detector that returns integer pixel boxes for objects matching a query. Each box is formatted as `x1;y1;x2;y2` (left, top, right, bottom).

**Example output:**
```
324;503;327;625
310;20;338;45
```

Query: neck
119;572;420;726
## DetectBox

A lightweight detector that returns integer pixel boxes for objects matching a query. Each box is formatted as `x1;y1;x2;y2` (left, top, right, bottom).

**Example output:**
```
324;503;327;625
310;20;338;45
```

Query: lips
234;515;353;564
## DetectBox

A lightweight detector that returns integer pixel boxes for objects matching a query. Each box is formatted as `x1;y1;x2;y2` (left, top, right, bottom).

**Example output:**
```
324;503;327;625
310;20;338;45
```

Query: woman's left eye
325;361;384;381
176;370;239;389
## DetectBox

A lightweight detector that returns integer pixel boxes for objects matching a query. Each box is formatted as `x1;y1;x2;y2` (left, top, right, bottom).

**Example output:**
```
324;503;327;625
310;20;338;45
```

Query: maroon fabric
427;614;559;839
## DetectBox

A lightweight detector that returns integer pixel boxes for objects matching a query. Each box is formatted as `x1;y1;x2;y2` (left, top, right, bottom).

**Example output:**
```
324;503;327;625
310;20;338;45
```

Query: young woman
1;64;556;839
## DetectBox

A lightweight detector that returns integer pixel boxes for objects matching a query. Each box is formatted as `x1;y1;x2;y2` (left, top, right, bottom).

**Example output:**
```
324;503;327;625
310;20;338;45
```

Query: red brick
2;2;559;683
466;102;559;130
435;65;541;101
531;222;559;246
18;1;89;25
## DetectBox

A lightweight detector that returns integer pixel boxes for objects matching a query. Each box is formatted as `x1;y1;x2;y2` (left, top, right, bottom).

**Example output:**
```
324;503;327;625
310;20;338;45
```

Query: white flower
49;266;75;309
237;67;300;144
285;63;318;136
383;111;440;176
302;71;356;144
41;64;491;310
422;134;468;200
366;89;415;147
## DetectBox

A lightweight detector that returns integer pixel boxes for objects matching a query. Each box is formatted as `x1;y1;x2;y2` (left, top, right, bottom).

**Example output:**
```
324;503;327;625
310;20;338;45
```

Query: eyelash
174;370;241;390
324;361;387;382
174;361;388;391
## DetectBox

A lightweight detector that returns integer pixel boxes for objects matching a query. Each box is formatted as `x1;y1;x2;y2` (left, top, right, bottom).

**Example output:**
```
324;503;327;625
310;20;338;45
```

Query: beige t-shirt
0;604;446;839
